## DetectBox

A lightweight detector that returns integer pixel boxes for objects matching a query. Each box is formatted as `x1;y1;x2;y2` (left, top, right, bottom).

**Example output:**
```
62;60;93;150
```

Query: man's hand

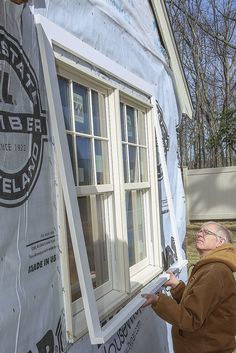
163;271;180;289
141;293;159;308
10;0;28;4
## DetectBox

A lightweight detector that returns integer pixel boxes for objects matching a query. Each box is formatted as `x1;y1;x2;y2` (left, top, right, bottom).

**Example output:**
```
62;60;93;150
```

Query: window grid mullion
124;104;130;183
89;89;97;185
73;130;109;143
69;79;79;186
108;88;129;292
125;141;138;147
135;109;141;182
105;94;112;186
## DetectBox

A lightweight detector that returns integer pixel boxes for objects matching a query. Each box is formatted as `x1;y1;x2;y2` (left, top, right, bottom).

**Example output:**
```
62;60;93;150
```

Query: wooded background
165;0;236;169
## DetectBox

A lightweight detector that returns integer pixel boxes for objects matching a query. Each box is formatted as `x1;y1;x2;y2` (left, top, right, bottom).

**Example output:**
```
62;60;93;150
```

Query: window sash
58;72;114;303
58;74;111;188
62;197;113;305
120;102;148;184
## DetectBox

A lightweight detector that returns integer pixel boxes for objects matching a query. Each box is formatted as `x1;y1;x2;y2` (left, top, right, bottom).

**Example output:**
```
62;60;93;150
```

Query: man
142;221;236;353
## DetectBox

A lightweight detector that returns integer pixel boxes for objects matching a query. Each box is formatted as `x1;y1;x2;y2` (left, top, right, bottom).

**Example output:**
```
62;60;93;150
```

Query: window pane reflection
92;91;107;137
137;111;146;145
73;83;90;133
126;106;136;143
95;140;110;184
126;190;147;267
139;147;148;182
129;146;138;182
67;134;76;183
120;103;148;184
58;76;71;130
66;220;80;302
76;137;93;185
67;195;109;302
122;144;128;182
120;103;126;141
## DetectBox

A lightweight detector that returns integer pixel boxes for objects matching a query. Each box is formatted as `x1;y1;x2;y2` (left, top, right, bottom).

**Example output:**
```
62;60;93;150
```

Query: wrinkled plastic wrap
0;1;187;352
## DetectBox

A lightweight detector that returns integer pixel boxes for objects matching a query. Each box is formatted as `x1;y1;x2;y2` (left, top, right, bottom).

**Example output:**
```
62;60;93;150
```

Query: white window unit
35;15;187;345
56;63;163;332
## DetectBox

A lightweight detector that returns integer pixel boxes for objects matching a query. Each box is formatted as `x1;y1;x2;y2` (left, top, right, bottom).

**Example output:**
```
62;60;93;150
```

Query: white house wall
0;1;187;353
34;0;186;278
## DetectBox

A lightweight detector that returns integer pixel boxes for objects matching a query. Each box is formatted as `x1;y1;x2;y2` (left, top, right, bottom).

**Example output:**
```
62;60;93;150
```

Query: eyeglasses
196;228;226;241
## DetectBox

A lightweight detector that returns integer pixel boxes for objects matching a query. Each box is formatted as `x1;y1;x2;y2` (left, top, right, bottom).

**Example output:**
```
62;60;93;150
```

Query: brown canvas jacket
152;244;236;353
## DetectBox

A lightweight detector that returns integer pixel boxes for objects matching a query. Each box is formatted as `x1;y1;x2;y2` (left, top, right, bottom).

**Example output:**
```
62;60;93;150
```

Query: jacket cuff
170;281;186;302
151;293;173;318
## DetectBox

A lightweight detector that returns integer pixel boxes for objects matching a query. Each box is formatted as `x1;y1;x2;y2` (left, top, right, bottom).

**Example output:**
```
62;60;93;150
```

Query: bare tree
166;0;236;169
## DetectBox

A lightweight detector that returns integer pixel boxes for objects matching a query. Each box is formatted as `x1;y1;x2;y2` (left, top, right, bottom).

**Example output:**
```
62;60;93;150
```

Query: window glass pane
58;76;71;130
126;190;147;267
139;147;148;182
126;191;135;266
126;106;136;143
92;91;107;137
136;190;147;263
120;102;126;141
137;111;146;145
73;82;90;133
67;134;76;183
94;194;109;287
95;140;110;184
66;220;81;302
76;136;93;185
129;146;139;182
66;195;110;302
122;144;128;182
78;195;108;288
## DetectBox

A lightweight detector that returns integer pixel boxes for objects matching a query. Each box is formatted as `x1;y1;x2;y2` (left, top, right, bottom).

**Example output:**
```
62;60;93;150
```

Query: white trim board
35;15;154;98
36;23;102;343
35;15;187;344
152;97;183;264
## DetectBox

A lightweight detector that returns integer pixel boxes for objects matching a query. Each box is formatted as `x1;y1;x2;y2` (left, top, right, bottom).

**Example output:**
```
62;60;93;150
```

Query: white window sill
71;265;164;341
130;265;163;292
72;289;129;340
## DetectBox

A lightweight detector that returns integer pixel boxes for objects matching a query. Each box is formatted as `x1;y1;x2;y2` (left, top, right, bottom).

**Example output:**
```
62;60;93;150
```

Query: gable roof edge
150;0;193;119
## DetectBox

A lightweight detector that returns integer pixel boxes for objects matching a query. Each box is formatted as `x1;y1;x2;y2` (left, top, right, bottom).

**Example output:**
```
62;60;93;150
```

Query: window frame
119;97;153;274
35;14;187;345
57;63;163;314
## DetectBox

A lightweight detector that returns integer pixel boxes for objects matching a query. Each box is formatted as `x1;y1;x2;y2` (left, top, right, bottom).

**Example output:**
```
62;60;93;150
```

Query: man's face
195;223;225;255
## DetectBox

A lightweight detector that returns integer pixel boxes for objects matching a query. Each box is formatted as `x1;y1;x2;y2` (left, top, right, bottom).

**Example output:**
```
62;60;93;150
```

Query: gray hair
203;221;233;243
